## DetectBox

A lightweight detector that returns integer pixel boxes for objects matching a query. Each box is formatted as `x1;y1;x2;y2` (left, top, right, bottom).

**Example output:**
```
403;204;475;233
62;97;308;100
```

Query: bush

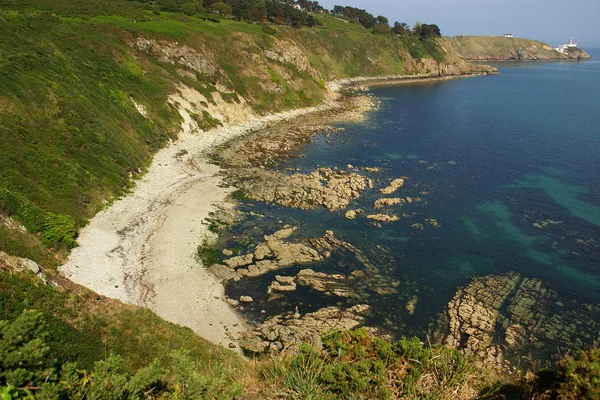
264;329;479;400
0;310;242;399
555;348;600;399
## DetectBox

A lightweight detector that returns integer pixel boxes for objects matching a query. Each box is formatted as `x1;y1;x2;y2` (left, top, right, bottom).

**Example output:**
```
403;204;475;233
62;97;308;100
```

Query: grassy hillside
446;35;591;61
0;3;492;264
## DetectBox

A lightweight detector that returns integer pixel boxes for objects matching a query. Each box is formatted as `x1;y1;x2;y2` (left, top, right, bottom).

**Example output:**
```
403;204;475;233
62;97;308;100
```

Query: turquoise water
225;50;600;360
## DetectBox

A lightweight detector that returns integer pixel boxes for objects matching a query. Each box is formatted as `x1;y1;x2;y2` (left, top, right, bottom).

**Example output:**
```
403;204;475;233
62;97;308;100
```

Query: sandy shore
60;72;494;348
60;94;347;347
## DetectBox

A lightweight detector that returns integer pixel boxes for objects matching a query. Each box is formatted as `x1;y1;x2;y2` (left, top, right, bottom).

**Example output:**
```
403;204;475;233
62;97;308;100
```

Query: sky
317;0;600;47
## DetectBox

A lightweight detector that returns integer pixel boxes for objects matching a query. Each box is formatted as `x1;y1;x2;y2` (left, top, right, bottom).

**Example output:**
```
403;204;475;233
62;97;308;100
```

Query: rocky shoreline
59;67;499;353
203;69;600;368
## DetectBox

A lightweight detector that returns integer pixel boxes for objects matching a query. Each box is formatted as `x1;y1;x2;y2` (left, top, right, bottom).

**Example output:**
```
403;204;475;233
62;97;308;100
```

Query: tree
420;23;441;38
208;1;232;15
392;21;410;35
376;15;388;25
180;1;204;16
412;21;422;36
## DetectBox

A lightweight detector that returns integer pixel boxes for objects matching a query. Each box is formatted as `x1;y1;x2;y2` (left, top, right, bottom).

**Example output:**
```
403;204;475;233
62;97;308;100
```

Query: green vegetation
196;240;222;266
446;36;566;61
555;348;600;399
0;310;242;399
263;329;479;399
1;293;600;399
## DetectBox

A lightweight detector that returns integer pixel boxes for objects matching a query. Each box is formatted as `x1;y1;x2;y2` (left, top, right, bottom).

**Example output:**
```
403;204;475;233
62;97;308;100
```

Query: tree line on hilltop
130;0;442;37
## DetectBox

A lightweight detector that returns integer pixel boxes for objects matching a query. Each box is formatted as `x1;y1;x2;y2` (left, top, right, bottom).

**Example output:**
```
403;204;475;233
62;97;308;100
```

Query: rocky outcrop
380;178;405;194
374;198;404;209
232;167;372;212
215;227;323;281
0;251;46;283
295;268;399;298
367;214;400;223
344;209;363;220
238;304;371;354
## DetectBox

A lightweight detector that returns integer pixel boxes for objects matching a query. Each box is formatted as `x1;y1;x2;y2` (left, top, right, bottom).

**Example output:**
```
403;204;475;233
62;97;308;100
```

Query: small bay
224;49;600;362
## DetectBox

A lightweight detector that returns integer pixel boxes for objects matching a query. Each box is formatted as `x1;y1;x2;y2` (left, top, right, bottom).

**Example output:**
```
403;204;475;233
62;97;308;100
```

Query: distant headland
446;35;592;61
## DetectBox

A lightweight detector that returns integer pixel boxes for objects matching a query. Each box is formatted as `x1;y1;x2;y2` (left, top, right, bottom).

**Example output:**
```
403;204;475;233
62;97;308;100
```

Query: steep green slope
0;6;493;261
446;35;591;61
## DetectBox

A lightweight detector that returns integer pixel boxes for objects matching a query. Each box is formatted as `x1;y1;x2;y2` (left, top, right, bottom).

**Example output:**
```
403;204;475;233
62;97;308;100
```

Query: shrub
555;348;600;399
0;310;242;399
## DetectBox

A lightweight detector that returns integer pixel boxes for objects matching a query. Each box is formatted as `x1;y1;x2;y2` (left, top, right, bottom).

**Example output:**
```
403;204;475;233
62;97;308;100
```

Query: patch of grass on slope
0;12;181;247
0;271;244;375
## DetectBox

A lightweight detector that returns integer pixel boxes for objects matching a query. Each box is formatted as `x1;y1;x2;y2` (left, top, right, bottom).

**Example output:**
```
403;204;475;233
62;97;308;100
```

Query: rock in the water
227;298;239;307
232;167;370;212
254;243;272;260
269;275;297;293
345;209;363;220
374;198;404;209
240;295;254;303
405;296;418;315
224;253;254;268
504;324;526;348
366;214;400;223
380;178;405;195
438;272;600;368
209;264;240;282
222;249;233;256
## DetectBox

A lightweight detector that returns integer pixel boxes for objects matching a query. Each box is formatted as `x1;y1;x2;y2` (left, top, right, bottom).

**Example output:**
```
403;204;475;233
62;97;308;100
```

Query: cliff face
446;36;592;61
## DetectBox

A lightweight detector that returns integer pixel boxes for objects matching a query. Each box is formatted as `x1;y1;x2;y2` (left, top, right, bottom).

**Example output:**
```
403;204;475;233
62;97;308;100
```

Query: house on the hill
503;33;514;38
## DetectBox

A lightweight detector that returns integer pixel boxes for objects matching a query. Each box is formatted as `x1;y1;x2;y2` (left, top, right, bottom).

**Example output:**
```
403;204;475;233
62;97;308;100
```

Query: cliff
446;36;592;61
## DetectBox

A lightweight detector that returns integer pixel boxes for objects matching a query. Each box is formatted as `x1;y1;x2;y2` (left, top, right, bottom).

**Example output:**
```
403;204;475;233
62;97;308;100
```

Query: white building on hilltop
503;33;514;38
555;38;578;53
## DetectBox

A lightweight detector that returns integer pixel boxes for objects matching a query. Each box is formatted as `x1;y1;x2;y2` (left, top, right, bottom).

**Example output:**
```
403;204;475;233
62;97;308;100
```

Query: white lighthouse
555;37;578;53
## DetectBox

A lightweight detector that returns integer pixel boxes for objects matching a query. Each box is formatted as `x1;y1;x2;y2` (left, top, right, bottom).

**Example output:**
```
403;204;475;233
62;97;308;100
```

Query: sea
223;49;600;364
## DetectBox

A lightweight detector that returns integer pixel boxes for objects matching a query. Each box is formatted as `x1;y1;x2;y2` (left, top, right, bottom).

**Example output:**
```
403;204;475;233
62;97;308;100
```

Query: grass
0;271;244;376
446;36;560;60
262;329;485;399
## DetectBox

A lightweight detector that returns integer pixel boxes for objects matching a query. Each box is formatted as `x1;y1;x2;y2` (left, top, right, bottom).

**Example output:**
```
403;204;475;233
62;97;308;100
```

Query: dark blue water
225;50;600;359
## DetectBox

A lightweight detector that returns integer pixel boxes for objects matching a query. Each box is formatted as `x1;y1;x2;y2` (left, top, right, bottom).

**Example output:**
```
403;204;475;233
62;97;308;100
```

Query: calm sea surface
224;49;600;360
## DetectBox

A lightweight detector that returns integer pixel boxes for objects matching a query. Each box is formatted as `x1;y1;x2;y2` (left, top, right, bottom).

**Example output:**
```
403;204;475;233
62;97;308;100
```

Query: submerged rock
380;178;405;195
367;214;400;223
374;198;404;209
437;272;600;368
